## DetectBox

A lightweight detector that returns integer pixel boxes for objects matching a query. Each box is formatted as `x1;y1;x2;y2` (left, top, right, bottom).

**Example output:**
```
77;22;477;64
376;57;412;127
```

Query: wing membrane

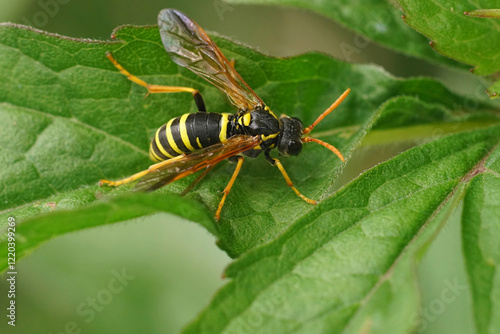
135;135;260;192
158;8;263;110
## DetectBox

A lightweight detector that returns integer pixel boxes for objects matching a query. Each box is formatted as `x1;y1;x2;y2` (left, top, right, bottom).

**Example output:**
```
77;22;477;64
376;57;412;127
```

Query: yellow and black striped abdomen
149;112;233;162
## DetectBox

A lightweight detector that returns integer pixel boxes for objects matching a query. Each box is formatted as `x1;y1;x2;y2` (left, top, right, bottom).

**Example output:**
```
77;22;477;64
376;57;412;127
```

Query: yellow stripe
179;114;195;151
219;113;230;143
155;127;175;159
196;137;202;149
149;146;163;162
265;106;278;119
243;113;251;126
261;132;279;141
166;118;184;155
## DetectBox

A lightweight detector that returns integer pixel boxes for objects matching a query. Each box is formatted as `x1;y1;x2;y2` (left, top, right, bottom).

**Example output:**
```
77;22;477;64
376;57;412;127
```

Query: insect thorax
231;106;281;158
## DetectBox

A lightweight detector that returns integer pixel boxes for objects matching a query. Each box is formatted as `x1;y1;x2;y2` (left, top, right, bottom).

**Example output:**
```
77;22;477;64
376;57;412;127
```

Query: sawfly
100;9;350;220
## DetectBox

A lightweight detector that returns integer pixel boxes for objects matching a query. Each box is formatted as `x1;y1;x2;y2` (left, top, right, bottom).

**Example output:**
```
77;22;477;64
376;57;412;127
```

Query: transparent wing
158;8;263;111
135;135;260;192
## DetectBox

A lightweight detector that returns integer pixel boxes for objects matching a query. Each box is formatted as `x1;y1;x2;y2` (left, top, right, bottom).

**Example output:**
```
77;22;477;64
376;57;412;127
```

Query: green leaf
225;0;466;69
395;0;500;97
0;192;215;273
462;145;500;334
183;125;500;334
1;11;500;334
486;78;500;99
3;23;493;266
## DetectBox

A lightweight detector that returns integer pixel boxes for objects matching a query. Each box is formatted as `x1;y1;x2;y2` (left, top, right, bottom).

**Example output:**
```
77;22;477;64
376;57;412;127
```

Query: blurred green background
0;0;477;333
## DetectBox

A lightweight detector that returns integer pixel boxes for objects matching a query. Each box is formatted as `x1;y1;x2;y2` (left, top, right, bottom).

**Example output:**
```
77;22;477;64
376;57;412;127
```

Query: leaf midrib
217;142;491;333
338;144;498;333
217;182;446;333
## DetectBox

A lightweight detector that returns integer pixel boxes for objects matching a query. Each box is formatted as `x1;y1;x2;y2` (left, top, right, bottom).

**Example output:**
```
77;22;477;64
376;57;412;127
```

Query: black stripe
170;117;189;153
226;114;235;138
193;113;211;148
207;112;222;145
150;138;169;160
157;123;179;157
185;113;200;149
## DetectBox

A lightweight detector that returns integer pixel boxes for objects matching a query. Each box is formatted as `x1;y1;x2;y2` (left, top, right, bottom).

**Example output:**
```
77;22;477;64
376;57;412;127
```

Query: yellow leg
106;52;206;111
99;169;150;187
273;158;317;205
99;154;186;187
215;156;244;221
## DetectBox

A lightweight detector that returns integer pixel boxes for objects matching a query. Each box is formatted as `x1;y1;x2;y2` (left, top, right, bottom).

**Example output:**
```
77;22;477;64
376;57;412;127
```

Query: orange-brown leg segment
215;156;244;221
265;152;317;205
106;52;206;112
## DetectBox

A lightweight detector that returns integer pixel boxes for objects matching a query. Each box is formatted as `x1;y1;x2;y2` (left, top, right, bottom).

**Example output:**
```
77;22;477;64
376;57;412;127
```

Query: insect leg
215;156;244;221
265;151;317;205
99;169;150;187
106;52;206;112
99;155;185;187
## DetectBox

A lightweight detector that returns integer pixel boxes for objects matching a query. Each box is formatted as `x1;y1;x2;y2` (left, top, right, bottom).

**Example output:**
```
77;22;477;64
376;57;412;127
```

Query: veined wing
135;135;260;192
158;8;263;111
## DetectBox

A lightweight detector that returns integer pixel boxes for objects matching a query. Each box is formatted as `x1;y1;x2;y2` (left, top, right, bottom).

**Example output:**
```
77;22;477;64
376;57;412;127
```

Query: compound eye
286;140;302;156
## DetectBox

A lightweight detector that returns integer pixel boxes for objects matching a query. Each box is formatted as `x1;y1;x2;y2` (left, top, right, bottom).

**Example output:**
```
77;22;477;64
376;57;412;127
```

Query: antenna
303;88;350;134
302;137;345;161
302;88;350;162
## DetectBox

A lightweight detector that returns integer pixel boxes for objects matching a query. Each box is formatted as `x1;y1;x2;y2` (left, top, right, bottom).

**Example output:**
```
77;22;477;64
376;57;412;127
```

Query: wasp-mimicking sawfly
100;9;350;220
